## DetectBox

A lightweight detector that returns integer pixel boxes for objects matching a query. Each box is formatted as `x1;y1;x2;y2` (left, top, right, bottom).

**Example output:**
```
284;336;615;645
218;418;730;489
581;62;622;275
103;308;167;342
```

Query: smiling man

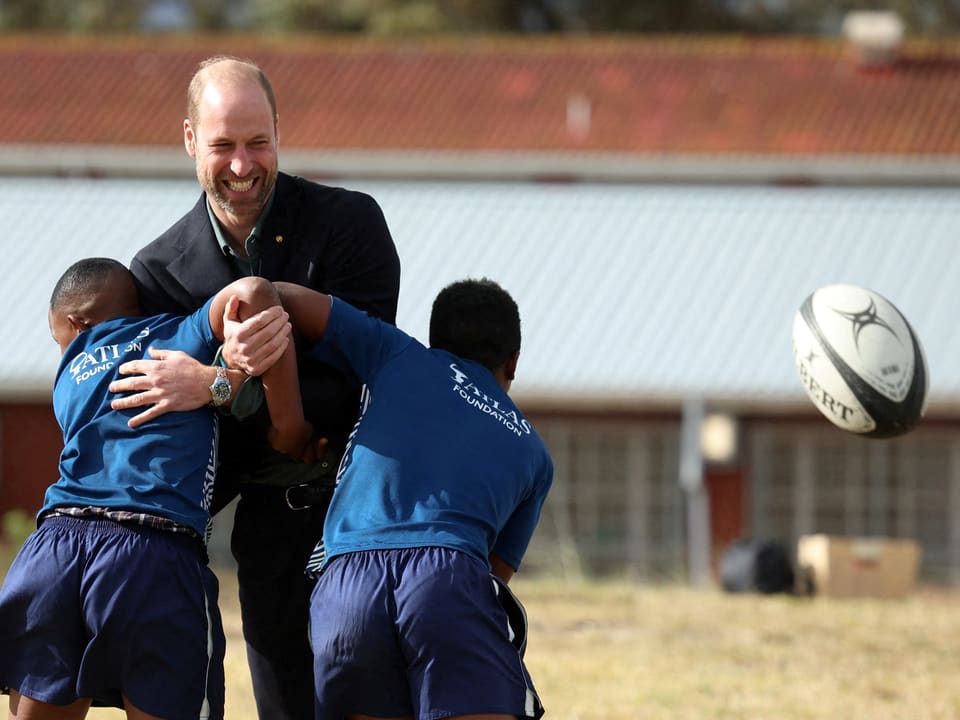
111;56;401;719
185;59;279;244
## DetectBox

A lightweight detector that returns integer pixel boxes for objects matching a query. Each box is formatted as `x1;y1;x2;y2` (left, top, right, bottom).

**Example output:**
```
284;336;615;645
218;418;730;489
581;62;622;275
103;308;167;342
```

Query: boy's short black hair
429;278;520;372
50;257;133;311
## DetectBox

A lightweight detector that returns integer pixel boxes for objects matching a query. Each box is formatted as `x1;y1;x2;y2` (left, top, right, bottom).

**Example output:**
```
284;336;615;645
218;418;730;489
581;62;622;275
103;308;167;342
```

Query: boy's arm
489;553;516;584
273;282;333;344
210;277;311;459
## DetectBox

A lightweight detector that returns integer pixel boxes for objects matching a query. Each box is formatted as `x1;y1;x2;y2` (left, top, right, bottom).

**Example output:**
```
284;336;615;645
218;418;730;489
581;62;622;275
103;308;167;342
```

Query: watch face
211;377;231;406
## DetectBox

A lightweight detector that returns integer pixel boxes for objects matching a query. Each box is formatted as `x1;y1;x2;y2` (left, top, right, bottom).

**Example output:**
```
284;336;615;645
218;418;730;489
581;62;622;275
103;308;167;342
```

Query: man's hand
222;296;291;377
109;347;214;428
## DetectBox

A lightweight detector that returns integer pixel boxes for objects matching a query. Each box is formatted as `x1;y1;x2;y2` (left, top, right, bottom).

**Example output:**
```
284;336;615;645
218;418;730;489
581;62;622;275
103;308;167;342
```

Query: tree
2;0;958;35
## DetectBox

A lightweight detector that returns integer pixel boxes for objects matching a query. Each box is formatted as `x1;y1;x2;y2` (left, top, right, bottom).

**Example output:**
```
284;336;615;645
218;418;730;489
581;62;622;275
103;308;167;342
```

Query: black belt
236;445;343;512
283;447;341;510
284;480;336;511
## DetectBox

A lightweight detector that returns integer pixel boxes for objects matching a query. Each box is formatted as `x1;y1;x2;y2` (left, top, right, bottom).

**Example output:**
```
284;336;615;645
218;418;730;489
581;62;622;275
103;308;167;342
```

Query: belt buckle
285;483;313;511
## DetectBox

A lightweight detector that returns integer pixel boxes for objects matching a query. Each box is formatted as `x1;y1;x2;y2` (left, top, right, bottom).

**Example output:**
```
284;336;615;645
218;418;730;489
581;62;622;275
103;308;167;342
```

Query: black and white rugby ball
792;284;928;438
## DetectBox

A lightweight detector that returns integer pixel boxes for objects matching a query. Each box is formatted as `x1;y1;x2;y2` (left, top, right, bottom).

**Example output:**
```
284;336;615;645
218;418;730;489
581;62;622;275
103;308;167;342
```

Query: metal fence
524;416;960;585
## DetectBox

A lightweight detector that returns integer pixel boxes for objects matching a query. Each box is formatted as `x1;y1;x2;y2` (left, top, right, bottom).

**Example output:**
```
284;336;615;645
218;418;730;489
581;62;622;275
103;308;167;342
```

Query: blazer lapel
169;194;238;301
259;173;300;280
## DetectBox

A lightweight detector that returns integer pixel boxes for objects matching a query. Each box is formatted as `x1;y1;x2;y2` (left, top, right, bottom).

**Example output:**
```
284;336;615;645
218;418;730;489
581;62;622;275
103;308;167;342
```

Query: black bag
720;538;796;594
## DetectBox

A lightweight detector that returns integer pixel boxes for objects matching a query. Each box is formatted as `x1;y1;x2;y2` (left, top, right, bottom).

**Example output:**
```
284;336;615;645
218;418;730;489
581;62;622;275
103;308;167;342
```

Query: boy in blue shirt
237;278;554;720
0;258;310;720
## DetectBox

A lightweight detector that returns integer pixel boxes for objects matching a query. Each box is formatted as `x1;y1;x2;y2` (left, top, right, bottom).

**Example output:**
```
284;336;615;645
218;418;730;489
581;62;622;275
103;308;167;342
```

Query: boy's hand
268;421;316;461
222;297;291;377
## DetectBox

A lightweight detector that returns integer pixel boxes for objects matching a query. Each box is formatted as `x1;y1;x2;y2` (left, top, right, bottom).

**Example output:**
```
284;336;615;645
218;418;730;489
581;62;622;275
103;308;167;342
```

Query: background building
3;33;959;582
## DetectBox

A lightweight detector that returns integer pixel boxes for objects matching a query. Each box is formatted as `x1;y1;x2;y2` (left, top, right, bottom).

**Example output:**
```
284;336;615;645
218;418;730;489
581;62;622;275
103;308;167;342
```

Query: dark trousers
230;487;328;720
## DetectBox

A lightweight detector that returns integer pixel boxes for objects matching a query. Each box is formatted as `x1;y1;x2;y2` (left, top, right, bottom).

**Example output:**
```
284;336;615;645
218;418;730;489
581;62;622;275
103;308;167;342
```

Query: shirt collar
207;188;277;261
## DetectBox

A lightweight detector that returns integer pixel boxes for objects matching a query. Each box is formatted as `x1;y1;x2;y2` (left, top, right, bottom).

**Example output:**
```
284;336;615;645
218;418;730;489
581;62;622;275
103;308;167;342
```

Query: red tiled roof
2;34;960;155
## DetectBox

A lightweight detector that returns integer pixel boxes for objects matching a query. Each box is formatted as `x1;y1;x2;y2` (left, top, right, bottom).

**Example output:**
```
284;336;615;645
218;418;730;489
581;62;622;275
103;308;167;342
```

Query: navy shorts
309;547;544;720
0;516;225;719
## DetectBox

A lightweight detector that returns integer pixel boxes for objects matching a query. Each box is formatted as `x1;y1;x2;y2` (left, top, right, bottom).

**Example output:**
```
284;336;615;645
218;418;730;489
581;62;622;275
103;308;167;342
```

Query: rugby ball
792;284;928;438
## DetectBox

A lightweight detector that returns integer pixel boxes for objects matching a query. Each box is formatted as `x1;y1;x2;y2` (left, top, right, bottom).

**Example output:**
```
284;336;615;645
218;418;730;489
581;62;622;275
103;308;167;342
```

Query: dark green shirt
207;190;276;277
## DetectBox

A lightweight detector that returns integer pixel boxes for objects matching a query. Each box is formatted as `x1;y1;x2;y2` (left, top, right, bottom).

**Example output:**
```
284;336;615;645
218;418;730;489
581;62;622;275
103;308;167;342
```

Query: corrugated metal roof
4;177;959;413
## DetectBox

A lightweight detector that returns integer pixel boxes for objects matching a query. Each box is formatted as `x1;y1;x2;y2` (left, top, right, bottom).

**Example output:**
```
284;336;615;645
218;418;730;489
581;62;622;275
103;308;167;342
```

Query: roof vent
842;10;905;68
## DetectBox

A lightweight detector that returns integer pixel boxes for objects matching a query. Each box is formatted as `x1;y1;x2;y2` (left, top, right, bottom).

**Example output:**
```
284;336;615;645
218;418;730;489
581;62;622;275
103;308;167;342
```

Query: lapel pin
275;235;284;243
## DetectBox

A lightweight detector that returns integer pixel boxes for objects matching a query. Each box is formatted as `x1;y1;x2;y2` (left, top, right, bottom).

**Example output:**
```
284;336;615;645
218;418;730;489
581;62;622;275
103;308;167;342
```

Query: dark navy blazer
131;172;401;496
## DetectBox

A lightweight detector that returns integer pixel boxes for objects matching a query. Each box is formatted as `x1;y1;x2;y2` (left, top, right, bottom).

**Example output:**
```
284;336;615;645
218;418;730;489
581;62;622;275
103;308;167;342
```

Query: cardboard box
797;534;921;599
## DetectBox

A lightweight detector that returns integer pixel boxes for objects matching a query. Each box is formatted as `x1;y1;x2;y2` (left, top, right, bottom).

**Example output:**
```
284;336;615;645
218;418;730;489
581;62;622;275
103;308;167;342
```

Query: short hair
429;278;521;372
186;55;278;129
50;257;133;312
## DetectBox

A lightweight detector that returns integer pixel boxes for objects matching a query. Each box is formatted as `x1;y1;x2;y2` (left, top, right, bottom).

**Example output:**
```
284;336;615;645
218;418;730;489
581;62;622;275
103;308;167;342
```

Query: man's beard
203;167;276;222
209;178;271;219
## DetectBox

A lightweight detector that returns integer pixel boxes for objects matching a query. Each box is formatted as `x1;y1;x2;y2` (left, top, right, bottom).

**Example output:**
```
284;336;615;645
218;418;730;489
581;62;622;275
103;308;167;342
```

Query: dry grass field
70;569;960;720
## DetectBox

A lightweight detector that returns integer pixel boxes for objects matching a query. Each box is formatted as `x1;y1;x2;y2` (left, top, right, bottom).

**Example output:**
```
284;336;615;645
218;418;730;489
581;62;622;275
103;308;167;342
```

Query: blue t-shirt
43;299;220;538
314;298;554;571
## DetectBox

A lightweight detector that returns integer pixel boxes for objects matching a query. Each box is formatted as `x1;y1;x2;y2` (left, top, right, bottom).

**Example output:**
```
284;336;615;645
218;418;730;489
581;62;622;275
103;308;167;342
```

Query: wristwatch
209;366;232;407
